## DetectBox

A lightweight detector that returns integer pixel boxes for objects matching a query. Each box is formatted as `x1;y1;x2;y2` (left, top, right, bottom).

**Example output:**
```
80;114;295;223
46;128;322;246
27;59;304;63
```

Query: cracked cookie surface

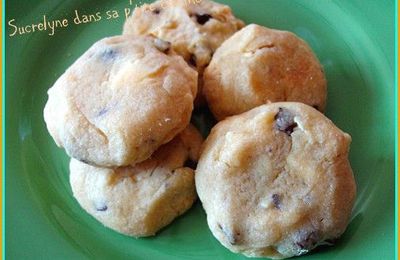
123;0;244;104
44;35;197;167
70;125;203;237
195;102;356;259
203;24;327;120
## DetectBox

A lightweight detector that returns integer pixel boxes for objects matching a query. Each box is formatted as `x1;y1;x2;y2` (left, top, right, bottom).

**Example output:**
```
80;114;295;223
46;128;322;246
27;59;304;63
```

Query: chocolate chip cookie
123;0;244;104
203;24;327;120
195;102;356;259
70;125;203;237
44;35;197;167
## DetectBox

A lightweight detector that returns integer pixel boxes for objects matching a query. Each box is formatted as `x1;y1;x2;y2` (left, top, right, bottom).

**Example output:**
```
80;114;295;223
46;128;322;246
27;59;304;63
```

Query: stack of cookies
44;0;356;259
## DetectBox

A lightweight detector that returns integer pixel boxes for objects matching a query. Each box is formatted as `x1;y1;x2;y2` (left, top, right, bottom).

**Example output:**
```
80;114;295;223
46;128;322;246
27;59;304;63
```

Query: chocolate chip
188;54;197;67
233;232;241;245
296;231;319;250
312;105;319;110
149;167;157;177
274;108;298;135
96;204;108;212
78;158;90;164
152;8;161;14
272;194;281;209
97;108;108;117
102;49;117;60
195;13;212;25
153;38;171;54
217;223;240;245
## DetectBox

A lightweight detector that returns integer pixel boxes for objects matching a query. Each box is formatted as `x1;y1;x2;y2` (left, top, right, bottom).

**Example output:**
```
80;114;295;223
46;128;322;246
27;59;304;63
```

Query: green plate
5;0;395;259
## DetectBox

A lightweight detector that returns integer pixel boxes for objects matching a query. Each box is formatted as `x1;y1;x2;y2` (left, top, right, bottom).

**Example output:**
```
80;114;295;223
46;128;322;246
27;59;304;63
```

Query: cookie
195;102;356;259
123;0;244;104
203;24;327;120
44;35;197;167
70;125;203;237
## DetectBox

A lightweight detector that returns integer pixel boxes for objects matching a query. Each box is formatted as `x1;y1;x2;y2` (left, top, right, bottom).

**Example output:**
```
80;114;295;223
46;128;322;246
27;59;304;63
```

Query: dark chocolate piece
195;13;212;25
296;231;319;250
96;204;108;212
217;223;241;245
102;49;117;60
272;194;281;209
274;108;298;135
78;158;90;164
97;108;108;117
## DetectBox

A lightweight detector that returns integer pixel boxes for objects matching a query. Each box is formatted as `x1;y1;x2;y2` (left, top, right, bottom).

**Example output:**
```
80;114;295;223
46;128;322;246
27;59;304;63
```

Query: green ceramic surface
5;0;395;259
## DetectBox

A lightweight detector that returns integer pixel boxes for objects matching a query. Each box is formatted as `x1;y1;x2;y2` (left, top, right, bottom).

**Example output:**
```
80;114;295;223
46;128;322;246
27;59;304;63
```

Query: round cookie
123;0;244;104
44;35;197;167
195;102;356;259
203;24;327;120
70;125;203;237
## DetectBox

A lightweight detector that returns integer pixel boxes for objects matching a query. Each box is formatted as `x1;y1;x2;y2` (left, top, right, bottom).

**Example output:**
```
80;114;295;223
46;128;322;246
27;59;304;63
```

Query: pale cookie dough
203;24;327;120
123;0;244;104
44;35;197;167
195;102;356;259
70;125;203;237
